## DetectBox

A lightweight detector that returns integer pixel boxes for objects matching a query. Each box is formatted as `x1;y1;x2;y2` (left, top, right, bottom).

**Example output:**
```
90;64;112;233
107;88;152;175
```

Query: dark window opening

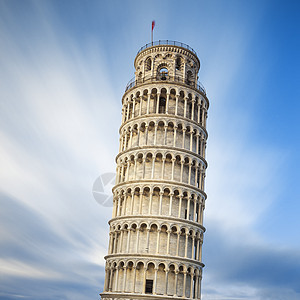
189;103;193;119
184;209;187;219
145;279;153;294
145;58;152;71
159;97;166;114
186;71;193;85
176;57;182;70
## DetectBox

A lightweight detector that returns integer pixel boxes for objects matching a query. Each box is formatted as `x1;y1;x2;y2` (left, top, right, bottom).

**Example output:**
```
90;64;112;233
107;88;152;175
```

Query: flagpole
151;20;155;45
151;29;153;44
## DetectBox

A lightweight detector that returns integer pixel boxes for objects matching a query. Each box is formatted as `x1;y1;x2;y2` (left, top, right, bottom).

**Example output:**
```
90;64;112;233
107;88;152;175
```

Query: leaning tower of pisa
101;40;209;300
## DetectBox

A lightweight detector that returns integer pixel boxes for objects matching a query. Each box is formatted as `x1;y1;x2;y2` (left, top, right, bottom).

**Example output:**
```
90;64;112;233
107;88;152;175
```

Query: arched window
159;67;168;80
145;57;152;71
176;57;182;70
186;70;194;85
159;97;166;113
138;71;142;82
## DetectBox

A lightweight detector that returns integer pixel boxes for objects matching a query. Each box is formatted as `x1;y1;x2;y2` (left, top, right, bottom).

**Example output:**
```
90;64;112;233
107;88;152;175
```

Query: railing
125;74;206;95
137;40;197;56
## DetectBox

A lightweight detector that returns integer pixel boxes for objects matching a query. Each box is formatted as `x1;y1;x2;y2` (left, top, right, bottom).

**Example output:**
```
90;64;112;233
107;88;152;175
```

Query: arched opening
176;56;182;70
159;97;166;113
159;67;168;80
145;57;152;71
186;70;194;86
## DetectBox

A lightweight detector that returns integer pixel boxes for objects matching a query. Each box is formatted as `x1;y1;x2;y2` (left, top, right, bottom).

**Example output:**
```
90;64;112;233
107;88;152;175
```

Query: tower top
134;40;200;70
125;40;206;96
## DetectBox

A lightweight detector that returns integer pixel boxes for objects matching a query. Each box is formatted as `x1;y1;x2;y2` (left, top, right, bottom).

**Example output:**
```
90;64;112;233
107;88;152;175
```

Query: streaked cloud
0;1;299;299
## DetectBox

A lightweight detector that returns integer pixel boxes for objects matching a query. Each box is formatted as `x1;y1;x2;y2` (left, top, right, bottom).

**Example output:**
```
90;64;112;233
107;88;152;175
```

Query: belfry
101;40;209;300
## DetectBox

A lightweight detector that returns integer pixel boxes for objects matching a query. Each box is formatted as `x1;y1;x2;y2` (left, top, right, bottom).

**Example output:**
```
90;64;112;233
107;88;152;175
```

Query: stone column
197;103;201;123
184;97;187;118
175;95;179;115
156;229;161;254
184;233;189;258
121;106;125;124
195;165;199;188
142;158;146;179
156;93;160;114
180;160;184;182
133;158;138;179
154;123;158;145
136;229;140;252
143;265;147;293
138;191;143;214
174;270;178;296
122;266;127;292
161;157;166;179
165;268;169;295
164;125;168;145
158;191;164;215
125;160;130;182
196;133;200;155
191;99;195;121
190;271;194;298
188;163;192;185
193;199;197;221
148;189;153;214
146;94;151;114
114;267;119;291
108;268;113;291
173;126;178;147
166;93;170;114
166;230;171;255
126;229;131;252
153;267;158;294
178;195;183;218
171;158;175;181
145;125;149;145
117;196;121;216
139;98;143;116
196;238;200;260
146;228;150;252
126;101;130;121
192;234;195;259
187;197;191;220
136;126;140;146
130;191;135;215
182;127;186;148
169;192;174;215
189;130;193;151
176;232;180;256
120;163;125;183
132;97;136;118
120;229;124;253
199;239;203;262
133;266;137;292
183;271;187;297
151;156;155;179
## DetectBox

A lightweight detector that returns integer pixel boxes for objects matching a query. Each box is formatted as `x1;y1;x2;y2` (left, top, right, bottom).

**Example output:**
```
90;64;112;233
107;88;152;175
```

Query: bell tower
101;40;209;300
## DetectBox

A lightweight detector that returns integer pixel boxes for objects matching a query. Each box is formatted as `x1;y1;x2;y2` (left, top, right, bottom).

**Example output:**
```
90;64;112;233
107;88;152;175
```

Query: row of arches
112;186;205;223
135;50;199;92
104;259;202;299
119;120;207;157
116;152;206;190
122;88;208;126
141;52;194;74
108;221;203;261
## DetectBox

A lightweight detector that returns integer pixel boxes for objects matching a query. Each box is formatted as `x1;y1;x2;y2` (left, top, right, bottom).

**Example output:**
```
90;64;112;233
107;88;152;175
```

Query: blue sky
0;0;299;299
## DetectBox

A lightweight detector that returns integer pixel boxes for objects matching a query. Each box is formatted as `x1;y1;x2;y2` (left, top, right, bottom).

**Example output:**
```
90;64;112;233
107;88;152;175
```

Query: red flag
152;20;155;31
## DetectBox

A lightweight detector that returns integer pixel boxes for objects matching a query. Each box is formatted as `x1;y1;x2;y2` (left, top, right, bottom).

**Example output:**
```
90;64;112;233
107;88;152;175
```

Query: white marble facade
101;41;209;300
